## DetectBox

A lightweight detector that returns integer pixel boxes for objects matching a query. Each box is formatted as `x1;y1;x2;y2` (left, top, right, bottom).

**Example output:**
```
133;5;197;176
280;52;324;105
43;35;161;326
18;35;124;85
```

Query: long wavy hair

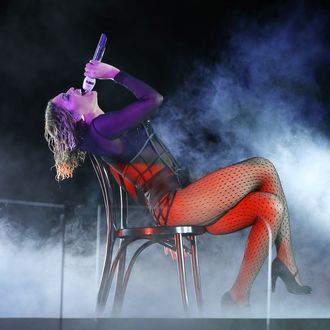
44;101;87;181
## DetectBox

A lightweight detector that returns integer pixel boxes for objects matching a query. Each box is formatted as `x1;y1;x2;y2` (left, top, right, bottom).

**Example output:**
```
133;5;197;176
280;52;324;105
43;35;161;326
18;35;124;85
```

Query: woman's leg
206;191;284;303
243;158;299;279
155;156;300;302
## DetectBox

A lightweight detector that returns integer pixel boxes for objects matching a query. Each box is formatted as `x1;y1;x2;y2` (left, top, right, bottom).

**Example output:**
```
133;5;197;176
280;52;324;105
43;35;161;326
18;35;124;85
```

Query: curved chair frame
90;154;206;316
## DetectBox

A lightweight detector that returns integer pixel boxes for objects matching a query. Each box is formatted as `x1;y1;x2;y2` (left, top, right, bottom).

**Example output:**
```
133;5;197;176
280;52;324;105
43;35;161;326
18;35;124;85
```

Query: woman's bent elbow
143;92;164;108
155;93;164;106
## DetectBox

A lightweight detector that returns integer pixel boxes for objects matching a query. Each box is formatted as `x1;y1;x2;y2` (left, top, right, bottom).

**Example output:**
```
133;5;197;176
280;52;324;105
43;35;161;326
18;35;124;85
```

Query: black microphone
82;33;107;94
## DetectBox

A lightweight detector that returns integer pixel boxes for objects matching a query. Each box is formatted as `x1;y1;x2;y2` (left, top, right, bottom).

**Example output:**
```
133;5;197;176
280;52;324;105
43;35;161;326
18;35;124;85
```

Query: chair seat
117;225;206;238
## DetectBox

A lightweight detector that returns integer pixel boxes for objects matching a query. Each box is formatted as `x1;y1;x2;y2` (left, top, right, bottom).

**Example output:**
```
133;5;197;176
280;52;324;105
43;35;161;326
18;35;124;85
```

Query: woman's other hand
84;60;120;80
164;246;187;261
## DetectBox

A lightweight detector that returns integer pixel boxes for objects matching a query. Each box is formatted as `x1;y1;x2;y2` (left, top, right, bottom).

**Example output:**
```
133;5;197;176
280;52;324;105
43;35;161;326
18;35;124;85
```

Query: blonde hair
44;101;86;181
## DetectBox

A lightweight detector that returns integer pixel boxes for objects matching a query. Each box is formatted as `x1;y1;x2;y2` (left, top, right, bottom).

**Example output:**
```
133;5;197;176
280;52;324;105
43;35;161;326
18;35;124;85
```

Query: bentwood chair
90;154;206;316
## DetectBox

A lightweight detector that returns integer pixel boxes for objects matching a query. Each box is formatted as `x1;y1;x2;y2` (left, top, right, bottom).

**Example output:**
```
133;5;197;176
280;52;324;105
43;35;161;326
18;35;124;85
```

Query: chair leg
96;238;136;315
112;240;156;316
189;235;203;312
95;233;116;315
121;241;156;299
175;233;189;313
112;241;127;316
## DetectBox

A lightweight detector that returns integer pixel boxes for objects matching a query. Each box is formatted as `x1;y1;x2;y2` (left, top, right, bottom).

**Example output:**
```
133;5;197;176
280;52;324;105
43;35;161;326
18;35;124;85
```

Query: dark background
1;0;330;320
0;0;329;205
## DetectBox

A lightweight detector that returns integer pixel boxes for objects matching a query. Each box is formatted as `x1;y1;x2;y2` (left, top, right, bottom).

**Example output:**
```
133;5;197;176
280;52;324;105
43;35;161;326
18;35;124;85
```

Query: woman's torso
80;120;185;218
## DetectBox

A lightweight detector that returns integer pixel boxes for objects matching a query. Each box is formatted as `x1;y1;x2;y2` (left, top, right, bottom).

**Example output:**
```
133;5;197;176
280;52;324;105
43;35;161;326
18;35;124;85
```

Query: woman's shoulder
77;119;121;155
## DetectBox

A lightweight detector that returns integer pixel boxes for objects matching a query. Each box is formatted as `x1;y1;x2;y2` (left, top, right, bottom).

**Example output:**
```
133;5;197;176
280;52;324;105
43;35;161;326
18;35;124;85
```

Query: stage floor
0;318;329;330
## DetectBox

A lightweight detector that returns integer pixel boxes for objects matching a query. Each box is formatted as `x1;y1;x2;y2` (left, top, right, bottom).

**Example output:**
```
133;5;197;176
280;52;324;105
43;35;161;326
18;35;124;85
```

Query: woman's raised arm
86;61;163;139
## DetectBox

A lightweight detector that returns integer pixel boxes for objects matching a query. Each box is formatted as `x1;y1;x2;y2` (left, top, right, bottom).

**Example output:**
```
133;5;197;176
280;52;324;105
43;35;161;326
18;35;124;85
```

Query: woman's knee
245;191;284;217
249;156;276;169
257;192;284;222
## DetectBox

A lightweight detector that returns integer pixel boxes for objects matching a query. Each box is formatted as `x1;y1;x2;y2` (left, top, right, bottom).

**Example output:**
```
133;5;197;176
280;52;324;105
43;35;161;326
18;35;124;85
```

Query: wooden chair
90;154;206;316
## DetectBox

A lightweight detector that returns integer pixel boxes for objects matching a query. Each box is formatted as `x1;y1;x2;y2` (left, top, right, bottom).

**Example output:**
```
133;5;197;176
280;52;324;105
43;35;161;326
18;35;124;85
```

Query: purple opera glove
91;71;163;139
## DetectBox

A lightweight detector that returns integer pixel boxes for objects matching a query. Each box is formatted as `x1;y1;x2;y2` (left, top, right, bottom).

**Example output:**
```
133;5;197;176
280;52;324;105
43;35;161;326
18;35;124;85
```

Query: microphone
82;33;107;94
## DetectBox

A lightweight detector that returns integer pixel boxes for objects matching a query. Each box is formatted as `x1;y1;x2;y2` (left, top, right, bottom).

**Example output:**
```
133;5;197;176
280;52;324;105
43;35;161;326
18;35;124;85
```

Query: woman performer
44;60;311;308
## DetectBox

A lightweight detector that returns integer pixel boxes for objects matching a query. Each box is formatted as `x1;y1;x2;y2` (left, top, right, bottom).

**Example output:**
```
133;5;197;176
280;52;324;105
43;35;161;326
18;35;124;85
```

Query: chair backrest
89;153;128;230
90;153;129;312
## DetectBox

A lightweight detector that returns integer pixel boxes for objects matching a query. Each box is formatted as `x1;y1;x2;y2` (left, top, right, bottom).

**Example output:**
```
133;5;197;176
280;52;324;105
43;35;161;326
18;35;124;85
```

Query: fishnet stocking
153;156;300;304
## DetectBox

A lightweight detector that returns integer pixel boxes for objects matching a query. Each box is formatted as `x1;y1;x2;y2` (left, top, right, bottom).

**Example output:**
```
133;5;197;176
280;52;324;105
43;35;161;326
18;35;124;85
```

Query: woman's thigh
162;157;273;226
205;191;284;234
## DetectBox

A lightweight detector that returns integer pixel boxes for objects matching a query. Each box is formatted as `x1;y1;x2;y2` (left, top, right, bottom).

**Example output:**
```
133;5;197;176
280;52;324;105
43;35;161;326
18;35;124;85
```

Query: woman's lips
74;88;96;96
74;88;82;95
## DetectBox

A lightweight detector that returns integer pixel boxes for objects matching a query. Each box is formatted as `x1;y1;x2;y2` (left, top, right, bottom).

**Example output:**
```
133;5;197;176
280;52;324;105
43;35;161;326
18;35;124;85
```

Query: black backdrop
0;0;329;205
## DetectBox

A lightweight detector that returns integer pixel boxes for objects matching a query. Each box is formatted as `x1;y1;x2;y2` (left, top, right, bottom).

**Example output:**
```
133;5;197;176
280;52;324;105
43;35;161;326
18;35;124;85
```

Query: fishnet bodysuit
79;70;304;305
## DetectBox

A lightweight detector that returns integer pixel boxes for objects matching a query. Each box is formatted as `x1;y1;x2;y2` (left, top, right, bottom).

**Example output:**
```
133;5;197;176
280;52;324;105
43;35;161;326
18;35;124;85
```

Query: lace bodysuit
79;71;186;226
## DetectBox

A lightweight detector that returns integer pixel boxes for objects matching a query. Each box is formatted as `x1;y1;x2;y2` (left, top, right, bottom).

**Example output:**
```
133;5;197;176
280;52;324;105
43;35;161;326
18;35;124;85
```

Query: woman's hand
164;246;188;261
84;60;120;80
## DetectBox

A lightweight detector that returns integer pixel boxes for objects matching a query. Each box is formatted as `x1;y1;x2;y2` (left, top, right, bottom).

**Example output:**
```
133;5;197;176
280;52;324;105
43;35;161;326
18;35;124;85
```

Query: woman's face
52;87;98;122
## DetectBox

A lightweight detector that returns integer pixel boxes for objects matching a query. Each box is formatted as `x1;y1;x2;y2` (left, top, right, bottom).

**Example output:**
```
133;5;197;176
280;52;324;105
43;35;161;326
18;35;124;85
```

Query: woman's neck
82;105;104;125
